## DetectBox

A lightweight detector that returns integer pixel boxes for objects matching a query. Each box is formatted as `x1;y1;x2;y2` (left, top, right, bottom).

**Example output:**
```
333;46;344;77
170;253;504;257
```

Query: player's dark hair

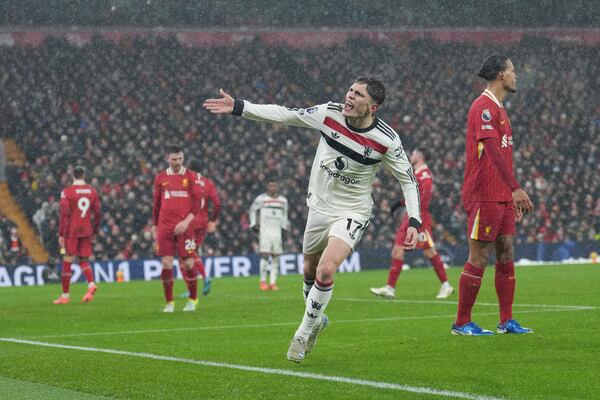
73;165;86;179
478;55;510;81
166;144;183;155
354;76;386;105
188;159;202;173
266;172;279;183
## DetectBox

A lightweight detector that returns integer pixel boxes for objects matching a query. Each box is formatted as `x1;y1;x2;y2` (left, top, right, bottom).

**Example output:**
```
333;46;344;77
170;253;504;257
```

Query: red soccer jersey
190;172;222;229
59;182;101;238
153;167;201;229
462;90;515;203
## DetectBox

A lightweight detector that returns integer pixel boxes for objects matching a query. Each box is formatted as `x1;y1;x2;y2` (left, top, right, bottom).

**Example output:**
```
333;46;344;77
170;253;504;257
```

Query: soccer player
204;77;421;362
370;149;454;299
185;159;221;296
249;173;289;291
452;55;534;336
54;165;100;304
152;145;201;313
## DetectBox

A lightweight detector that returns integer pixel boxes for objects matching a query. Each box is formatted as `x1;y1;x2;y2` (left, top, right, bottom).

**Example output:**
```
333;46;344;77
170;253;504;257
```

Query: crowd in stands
0;35;598;264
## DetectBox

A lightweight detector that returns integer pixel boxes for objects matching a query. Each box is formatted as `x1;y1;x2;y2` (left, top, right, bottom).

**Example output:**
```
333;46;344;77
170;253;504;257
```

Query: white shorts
259;231;283;254
302;209;370;254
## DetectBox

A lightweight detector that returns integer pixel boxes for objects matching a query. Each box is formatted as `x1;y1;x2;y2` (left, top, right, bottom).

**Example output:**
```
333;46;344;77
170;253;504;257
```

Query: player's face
267;181;279;196
167;152;184;171
501;59;517;93
342;83;377;119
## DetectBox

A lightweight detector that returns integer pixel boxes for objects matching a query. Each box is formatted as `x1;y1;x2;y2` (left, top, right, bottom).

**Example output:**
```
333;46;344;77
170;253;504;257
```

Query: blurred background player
452;55;534;336
370;149;454;299
152;145;201;313
54;165;100;304
249;173;289;291
179;159;221;297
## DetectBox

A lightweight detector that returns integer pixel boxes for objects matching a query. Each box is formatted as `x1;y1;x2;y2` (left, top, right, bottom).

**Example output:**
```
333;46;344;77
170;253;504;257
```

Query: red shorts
194;227;207;247
394;218;434;251
65;236;93;258
465;201;516;242
155;226;196;258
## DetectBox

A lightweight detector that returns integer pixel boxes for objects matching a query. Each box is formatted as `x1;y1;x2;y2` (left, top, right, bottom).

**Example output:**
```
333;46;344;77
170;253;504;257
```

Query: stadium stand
0;35;598;263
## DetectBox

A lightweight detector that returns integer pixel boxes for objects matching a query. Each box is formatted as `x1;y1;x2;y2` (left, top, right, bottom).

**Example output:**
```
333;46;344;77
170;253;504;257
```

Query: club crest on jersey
363;146;373;159
481;109;492;122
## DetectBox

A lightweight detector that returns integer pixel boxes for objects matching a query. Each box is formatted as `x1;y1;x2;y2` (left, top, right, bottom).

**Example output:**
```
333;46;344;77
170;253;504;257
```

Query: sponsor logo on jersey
319;161;360;185
501;134;513;148
334;156;348;171
482;124;493;130
164;190;189;199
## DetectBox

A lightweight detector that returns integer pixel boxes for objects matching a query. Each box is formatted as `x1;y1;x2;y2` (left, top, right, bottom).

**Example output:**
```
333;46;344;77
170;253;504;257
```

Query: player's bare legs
302;251;321;301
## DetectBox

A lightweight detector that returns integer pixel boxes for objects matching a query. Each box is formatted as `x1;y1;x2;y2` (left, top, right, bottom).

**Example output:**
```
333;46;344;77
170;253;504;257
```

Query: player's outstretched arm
203;89;234;114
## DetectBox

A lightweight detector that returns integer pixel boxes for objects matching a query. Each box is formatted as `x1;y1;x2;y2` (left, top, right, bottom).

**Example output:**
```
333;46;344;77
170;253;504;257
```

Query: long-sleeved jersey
190;172;221;230
249;193;289;233
59;182;101;238
235;101;421;224
152;167;201;229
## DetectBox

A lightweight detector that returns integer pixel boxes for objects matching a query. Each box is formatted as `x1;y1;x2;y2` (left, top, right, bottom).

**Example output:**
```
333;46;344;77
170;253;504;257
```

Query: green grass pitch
0;264;598;400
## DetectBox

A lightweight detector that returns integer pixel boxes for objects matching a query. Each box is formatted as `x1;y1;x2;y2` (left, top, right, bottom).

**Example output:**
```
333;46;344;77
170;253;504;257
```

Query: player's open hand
402;227;418;250
203;89;235;114
512;188;533;217
207;221;217;233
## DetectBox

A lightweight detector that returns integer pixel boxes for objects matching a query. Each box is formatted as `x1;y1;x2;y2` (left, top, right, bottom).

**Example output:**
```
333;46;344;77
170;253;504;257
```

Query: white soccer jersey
239;101;421;224
249;193;289;233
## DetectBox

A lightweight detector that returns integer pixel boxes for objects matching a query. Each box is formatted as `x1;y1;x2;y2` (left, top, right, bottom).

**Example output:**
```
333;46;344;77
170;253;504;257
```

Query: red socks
161;269;174;302
193;254;206;280
184;267;198;300
429;254;448;283
80;261;94;283
61;261;72;294
387;259;403;288
495;261;515;324
455;263;484;326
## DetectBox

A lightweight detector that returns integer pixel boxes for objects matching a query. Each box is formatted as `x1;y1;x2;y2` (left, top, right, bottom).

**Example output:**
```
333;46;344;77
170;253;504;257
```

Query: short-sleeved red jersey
59;181;101;238
153;167;200;229
190;172;222;230
462;89;515;203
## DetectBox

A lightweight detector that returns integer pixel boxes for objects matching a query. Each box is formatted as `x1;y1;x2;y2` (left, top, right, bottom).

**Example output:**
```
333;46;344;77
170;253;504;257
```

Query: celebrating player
370;149;454;299
204;77;421;362
54;165;100;304
452;55;534;336
152;145;202;313
249;173;289;291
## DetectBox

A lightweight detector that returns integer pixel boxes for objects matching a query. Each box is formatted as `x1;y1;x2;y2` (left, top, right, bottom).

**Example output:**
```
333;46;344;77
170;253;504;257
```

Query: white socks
294;280;333;340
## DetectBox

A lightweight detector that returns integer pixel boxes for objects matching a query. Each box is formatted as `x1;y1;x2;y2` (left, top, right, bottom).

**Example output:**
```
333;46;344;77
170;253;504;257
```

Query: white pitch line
21;307;586;339
0;338;504;400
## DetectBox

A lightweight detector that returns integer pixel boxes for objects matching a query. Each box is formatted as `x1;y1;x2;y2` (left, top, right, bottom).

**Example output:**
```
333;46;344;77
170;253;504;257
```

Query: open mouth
343;101;354;112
